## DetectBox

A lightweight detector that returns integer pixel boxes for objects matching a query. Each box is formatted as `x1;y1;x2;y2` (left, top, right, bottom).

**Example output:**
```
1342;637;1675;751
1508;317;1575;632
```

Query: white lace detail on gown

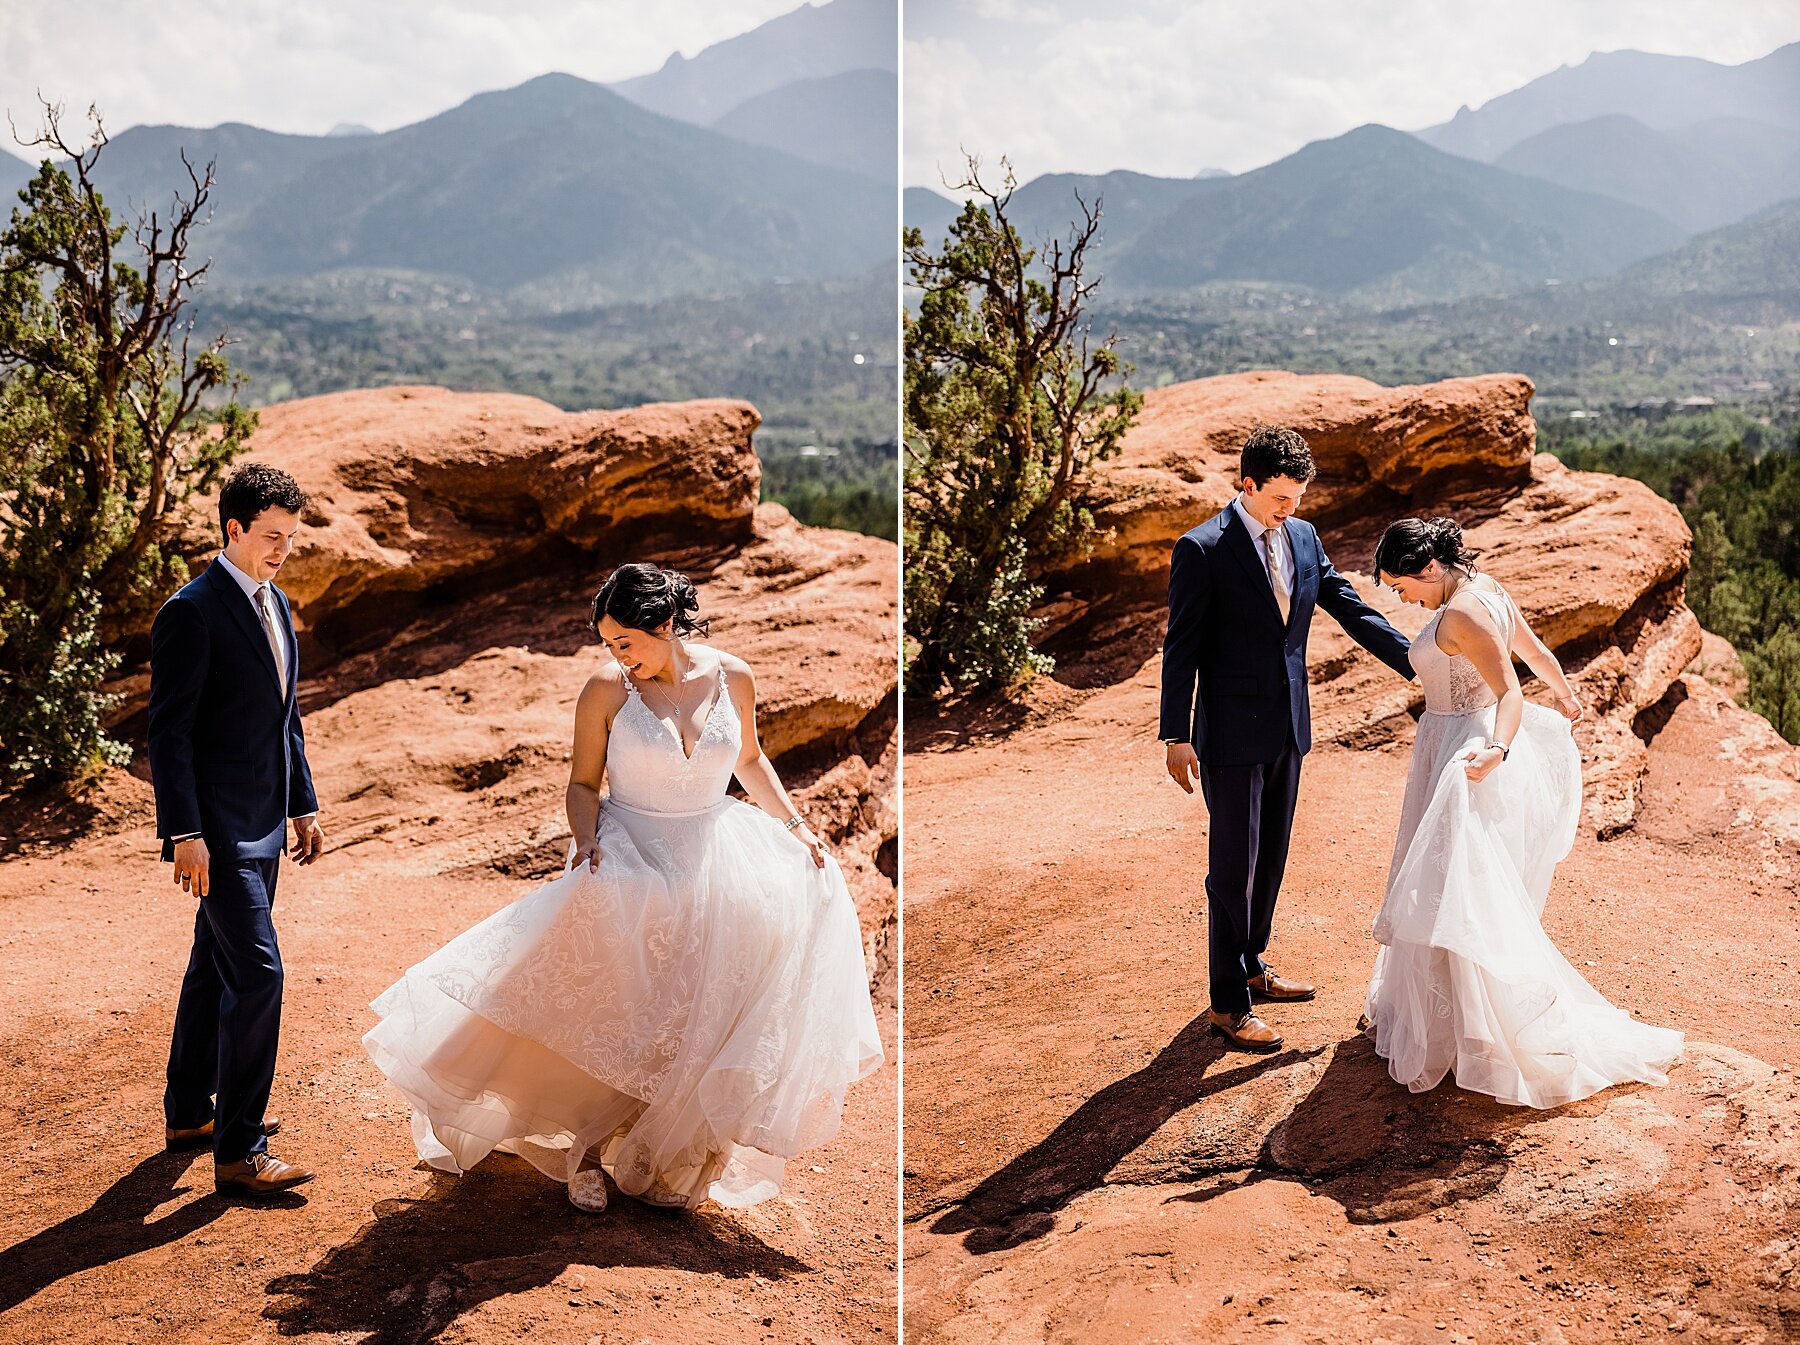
605;673;736;813
362;657;884;1208
1410;583;1510;715
1363;577;1682;1108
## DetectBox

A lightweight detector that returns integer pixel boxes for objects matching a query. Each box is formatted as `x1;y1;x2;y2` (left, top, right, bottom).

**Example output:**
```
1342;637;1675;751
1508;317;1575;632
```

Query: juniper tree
0;104;255;786
903;157;1140;696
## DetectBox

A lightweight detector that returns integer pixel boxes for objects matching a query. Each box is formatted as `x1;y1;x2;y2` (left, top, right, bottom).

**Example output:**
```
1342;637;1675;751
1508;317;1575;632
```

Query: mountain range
906;168;1217;269
908;125;1684;306
614;0;894;183
612;0;893;127
1415;41;1800;247
1493;114;1800;234
1594;200;1800;302
1415;42;1800;162
1121;126;1684;302
710;67;895;180
909;38;1800;310
1;145;36;199
3;0;894;305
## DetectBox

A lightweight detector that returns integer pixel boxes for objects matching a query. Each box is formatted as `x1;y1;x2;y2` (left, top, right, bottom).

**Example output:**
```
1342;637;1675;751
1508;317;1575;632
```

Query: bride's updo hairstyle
589;563;710;637
1374;516;1480;579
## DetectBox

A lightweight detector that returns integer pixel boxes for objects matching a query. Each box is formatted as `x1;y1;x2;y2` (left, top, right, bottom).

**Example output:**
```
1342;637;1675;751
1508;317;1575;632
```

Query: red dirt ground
902;656;1800;1345
0;681;897;1345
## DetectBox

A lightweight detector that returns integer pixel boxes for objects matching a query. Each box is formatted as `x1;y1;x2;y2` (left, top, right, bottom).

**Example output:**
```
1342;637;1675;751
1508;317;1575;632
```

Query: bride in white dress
1362;518;1682;1108
363;563;883;1211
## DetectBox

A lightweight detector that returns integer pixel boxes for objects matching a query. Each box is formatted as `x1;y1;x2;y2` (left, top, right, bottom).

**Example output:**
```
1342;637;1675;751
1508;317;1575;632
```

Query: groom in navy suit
148;462;322;1195
1160;427;1414;1052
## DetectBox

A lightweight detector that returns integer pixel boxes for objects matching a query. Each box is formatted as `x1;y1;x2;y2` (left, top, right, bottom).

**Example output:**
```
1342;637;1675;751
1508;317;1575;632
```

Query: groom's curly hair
218;462;308;541
1239;426;1317;487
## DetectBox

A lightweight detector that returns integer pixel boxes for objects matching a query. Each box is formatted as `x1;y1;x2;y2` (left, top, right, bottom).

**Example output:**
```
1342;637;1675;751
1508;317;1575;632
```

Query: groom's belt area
191;758;279;785
1203;671;1294;697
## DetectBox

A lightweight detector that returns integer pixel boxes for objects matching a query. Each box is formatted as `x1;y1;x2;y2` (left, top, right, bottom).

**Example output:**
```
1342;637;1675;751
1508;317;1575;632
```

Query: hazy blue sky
1;1;808;142
906;0;1800;187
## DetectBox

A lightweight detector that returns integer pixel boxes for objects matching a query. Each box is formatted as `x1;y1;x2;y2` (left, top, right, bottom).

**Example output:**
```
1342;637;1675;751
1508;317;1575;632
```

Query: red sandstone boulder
123;386;898;987
1081;370;1536;571
171;385;763;642
1060;370;1712;834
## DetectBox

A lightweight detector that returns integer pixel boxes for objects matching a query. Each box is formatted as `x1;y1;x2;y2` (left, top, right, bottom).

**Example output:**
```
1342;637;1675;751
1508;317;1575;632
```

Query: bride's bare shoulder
1469;572;1517;617
1442;576;1507;637
578;663;630;713
703;648;756;694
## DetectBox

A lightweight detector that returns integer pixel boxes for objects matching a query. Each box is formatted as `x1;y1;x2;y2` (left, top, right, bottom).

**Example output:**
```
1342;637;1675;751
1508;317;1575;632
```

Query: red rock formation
1079;370;1537;571
1043;369;1712;835
167;385;764;649
124;386;898;990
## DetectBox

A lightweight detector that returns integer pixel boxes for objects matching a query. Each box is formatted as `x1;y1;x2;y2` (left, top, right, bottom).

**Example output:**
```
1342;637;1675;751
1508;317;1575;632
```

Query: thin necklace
634;645;693;719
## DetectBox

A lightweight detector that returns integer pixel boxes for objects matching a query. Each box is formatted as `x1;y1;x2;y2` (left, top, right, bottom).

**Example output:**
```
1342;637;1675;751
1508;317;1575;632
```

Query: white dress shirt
217;551;288;677
1232;494;1293;603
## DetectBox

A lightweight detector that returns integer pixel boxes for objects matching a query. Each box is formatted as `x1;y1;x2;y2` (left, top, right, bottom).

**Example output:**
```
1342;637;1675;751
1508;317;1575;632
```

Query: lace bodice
605;666;742;813
1409;579;1516;715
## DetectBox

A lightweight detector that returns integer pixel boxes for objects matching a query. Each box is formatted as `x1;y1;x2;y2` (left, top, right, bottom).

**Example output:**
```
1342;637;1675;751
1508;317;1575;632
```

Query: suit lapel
1222;506;1286;626
205;558;284;697
273;585;298;706
1287;522;1317;617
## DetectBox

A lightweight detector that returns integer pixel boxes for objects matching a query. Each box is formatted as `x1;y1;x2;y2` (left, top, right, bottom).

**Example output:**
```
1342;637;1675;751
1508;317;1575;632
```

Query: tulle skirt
1363;702;1683;1108
362;796;884;1208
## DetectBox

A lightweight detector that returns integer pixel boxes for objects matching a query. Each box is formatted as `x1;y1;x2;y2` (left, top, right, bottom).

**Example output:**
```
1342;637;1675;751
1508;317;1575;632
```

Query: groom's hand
172;837;210;898
1166;742;1201;794
290;814;324;865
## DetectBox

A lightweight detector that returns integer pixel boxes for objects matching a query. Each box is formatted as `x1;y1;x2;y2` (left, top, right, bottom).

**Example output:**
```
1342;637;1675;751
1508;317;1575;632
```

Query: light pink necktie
253;587;288;698
1264;528;1291;623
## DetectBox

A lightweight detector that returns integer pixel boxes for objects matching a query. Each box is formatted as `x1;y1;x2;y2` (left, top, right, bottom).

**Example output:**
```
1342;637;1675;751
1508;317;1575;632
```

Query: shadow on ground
0;1149;301;1314
925;1014;1314;1254
263;1157;811;1344
1156;1033;1631;1224
922;1026;1634;1257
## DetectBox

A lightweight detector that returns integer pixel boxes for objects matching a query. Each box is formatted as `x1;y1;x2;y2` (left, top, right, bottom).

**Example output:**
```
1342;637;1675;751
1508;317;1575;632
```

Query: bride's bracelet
1486;741;1510;760
782;815;803;831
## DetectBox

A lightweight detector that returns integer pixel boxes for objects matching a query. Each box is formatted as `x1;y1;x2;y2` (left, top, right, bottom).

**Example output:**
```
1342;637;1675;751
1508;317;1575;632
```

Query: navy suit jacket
147;558;318;862
1160;507;1414;766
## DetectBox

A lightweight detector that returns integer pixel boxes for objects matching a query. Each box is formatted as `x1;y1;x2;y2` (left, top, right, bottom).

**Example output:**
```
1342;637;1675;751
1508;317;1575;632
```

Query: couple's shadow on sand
1;1151;805;1345
0;1148;258;1315
262;1162;808;1344
929;1015;1567;1254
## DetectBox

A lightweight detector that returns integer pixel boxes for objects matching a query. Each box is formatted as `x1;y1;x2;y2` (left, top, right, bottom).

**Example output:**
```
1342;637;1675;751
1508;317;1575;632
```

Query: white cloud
970;0;1060;22
905;0;1800;185
0;0;811;141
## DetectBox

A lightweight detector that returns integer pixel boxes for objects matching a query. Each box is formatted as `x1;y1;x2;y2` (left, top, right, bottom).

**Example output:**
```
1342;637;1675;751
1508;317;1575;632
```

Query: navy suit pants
163;854;284;1162
1198;740;1304;1017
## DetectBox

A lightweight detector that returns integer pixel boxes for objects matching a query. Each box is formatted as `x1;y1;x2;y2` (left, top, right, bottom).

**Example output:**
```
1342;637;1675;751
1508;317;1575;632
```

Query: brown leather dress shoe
165;1116;283;1151
1207;1009;1283;1052
1247;968;1316;1002
215;1151;314;1196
